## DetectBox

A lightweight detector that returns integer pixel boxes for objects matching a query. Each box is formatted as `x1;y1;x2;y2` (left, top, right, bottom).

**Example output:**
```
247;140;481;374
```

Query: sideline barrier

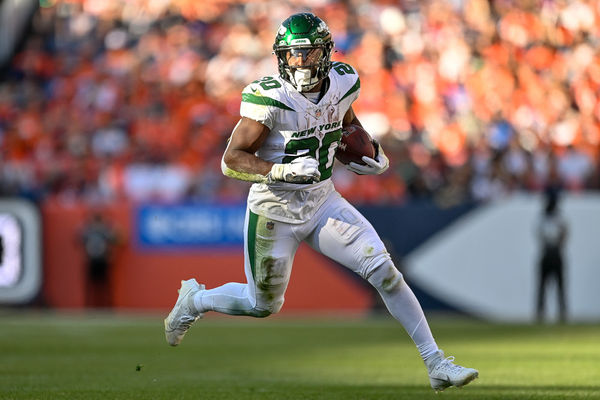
0;199;41;304
41;201;373;311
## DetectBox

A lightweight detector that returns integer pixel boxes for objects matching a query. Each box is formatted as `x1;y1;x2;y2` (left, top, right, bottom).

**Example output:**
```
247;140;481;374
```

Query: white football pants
196;189;438;360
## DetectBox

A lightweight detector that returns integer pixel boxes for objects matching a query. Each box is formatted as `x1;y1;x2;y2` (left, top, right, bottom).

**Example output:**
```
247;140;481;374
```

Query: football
335;124;376;165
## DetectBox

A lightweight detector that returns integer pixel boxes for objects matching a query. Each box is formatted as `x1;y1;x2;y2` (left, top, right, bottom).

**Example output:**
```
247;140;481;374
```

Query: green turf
1;312;599;399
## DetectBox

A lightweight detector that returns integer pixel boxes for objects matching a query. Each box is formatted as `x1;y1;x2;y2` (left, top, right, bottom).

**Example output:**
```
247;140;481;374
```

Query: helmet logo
317;21;329;33
278;25;287;35
290;38;311;45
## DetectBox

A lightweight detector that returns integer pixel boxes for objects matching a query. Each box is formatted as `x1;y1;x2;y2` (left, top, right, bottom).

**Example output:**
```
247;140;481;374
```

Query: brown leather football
335;124;376;165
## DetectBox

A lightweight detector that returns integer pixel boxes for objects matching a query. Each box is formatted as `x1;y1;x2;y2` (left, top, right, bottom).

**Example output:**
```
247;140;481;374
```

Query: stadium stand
0;0;598;205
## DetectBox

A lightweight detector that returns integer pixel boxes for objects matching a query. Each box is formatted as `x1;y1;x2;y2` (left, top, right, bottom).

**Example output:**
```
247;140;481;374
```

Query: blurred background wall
0;0;599;322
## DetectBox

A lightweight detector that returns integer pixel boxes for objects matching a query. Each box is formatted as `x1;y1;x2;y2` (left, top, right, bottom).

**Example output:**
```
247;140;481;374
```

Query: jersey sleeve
344;76;360;105
347;75;360;104
240;82;276;129
331;61;361;107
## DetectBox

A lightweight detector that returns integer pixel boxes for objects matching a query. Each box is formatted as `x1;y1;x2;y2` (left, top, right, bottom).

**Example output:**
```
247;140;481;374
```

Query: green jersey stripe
247;211;259;279
242;93;295;111
338;77;361;104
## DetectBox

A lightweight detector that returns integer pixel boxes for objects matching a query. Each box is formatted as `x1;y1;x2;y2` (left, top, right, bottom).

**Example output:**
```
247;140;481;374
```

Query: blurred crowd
1;0;599;206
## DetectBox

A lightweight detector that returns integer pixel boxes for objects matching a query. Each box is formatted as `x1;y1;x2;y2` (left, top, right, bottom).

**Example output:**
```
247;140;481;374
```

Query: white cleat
427;351;478;392
164;279;204;346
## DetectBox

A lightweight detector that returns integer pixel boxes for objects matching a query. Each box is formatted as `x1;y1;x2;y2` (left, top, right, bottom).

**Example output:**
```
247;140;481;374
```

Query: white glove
268;156;321;183
346;141;389;175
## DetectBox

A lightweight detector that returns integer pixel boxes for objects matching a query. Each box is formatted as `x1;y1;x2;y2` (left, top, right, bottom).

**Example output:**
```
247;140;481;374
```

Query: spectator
0;0;598;205
79;212;120;308
557;145;593;191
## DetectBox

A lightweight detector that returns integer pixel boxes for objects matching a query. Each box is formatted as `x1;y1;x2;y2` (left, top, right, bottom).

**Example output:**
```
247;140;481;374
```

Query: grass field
1;312;599;400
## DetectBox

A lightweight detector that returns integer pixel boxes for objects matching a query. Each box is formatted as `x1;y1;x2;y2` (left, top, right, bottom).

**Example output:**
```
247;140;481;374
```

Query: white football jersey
240;62;361;224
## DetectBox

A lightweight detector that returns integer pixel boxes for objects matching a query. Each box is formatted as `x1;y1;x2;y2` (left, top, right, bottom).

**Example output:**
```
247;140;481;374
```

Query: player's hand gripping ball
335;124;376;165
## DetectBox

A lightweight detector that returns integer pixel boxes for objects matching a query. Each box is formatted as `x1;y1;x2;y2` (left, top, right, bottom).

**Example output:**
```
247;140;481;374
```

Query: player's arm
222;117;273;183
342;107;389;175
222;117;321;184
342;105;363;129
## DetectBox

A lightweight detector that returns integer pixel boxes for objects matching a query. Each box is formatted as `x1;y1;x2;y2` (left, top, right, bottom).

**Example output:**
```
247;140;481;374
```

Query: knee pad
269;298;285;314
367;260;404;293
251;298;284;317
254;256;289;314
250;308;273;318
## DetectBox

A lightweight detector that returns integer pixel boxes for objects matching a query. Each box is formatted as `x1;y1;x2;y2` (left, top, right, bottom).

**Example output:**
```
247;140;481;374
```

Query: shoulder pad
330;62;360;104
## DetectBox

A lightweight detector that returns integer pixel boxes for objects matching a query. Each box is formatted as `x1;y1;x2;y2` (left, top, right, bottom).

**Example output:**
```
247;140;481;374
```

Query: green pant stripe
247;211;259;279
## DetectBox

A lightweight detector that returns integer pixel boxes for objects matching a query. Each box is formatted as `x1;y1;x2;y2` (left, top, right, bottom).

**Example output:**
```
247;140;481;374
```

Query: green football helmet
273;13;335;92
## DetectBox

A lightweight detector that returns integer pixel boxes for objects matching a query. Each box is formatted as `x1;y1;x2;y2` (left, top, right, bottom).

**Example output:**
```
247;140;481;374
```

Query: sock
367;261;440;362
193;282;256;315
419;343;442;365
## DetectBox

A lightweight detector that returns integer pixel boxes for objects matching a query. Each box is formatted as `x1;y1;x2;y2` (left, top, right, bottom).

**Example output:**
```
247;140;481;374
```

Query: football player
165;12;478;391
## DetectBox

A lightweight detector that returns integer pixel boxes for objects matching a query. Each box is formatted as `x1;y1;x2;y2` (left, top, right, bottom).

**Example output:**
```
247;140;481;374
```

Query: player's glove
268;156;321;184
346;140;389;175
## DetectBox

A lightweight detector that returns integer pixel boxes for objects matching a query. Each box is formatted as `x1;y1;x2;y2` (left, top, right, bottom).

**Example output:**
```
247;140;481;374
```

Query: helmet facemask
275;46;330;92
